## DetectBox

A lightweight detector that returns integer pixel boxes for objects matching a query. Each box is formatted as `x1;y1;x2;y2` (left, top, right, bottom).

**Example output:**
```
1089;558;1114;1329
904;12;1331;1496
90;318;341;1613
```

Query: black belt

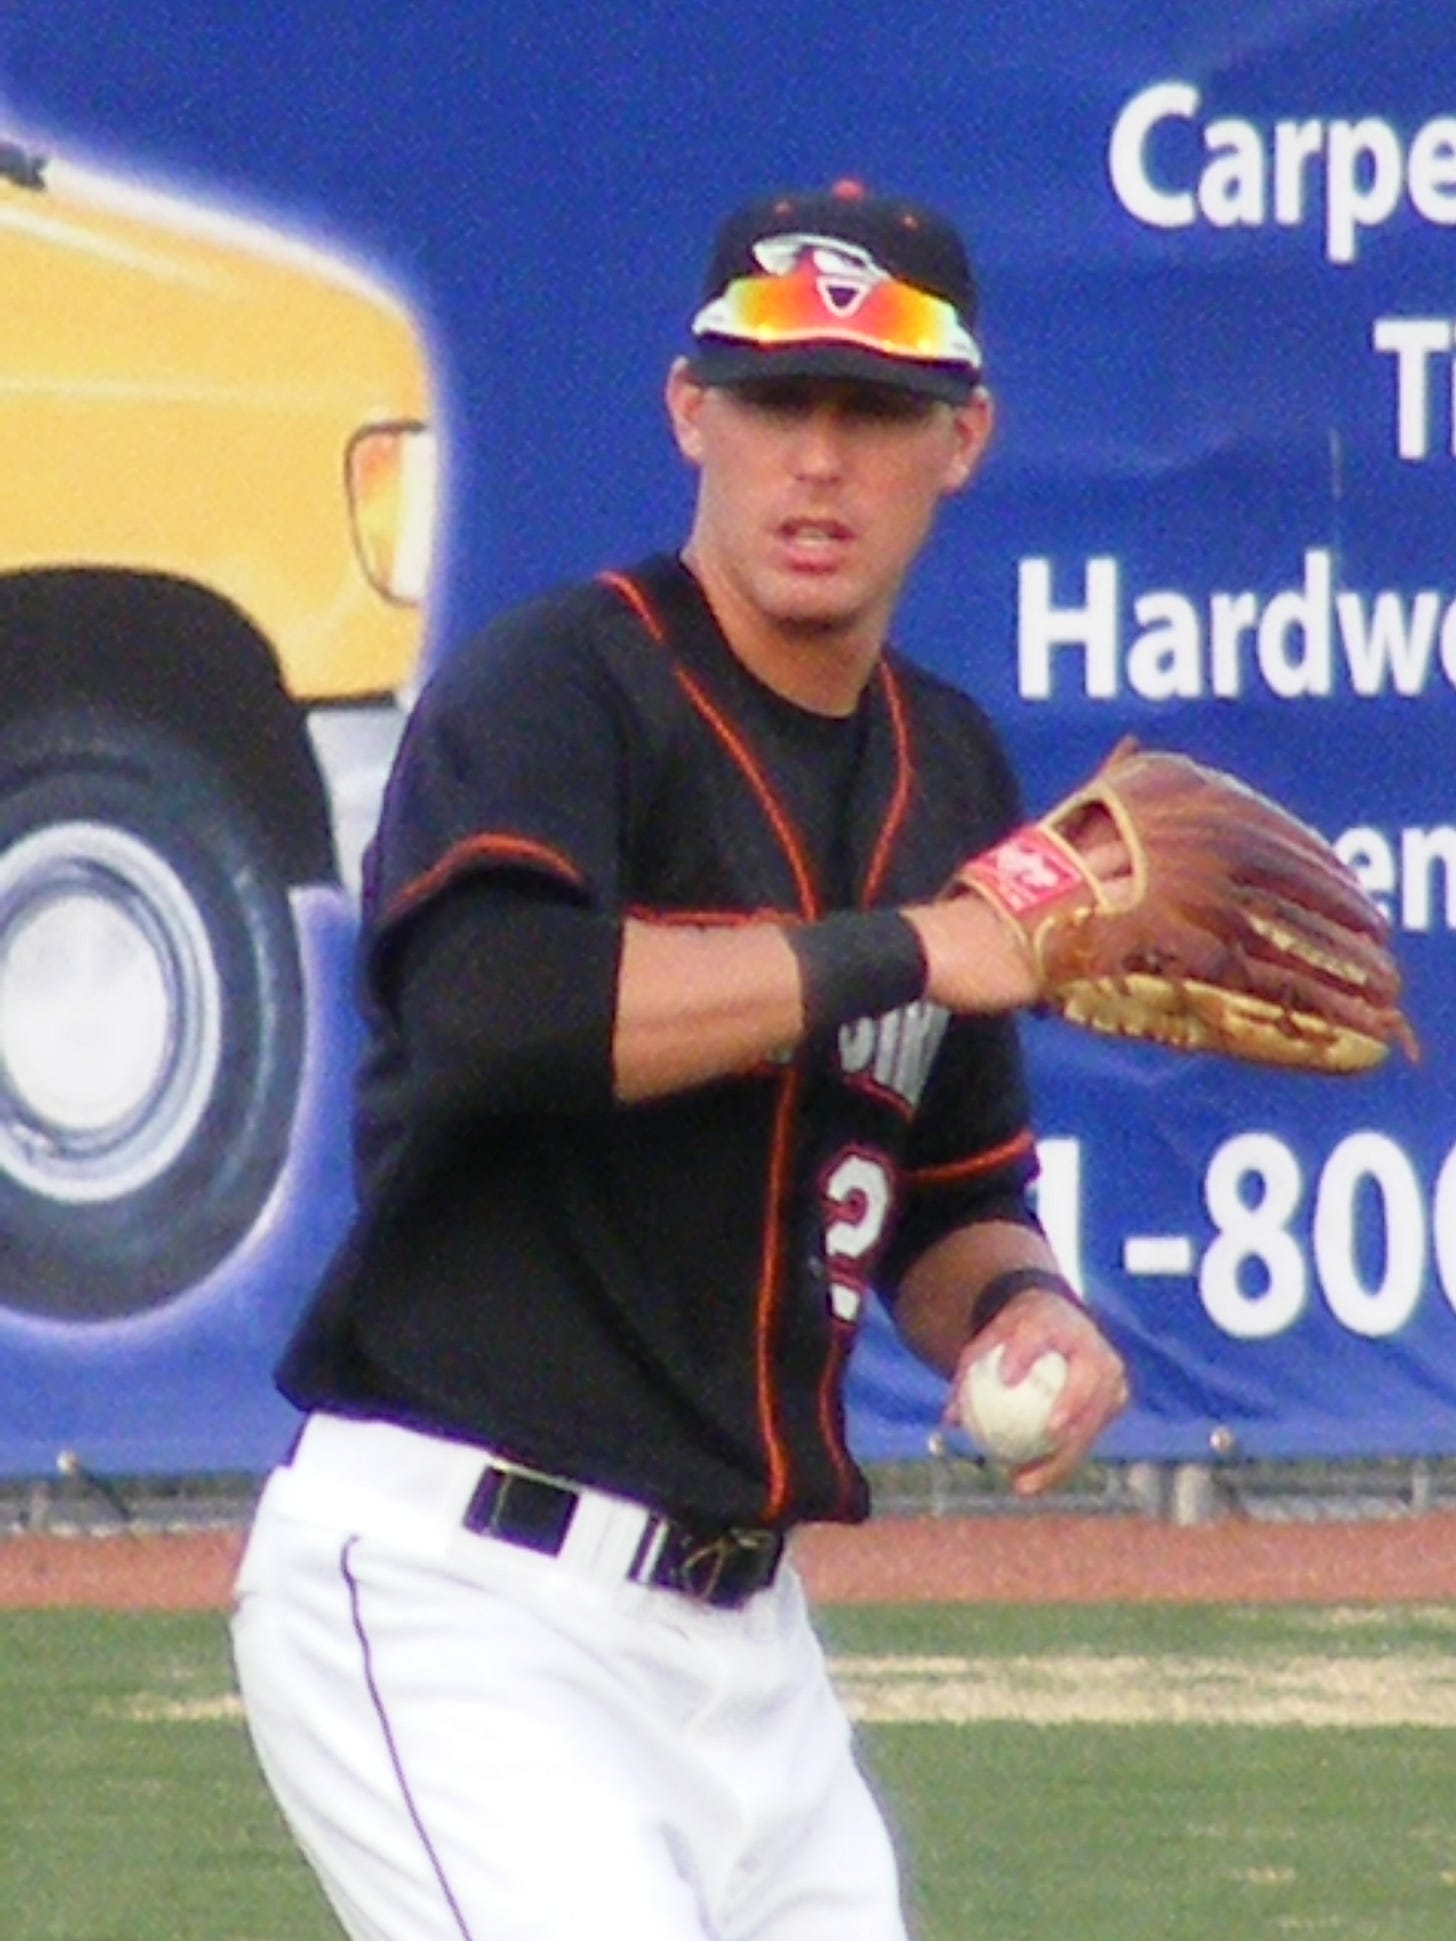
462;1465;784;1610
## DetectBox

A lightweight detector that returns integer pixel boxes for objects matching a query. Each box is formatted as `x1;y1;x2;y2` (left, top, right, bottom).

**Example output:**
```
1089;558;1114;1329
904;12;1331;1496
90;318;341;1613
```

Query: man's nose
788;407;847;477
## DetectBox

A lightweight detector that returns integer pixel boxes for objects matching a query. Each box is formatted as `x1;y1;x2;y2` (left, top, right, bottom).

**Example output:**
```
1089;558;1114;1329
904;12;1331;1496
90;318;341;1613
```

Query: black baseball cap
685;180;983;403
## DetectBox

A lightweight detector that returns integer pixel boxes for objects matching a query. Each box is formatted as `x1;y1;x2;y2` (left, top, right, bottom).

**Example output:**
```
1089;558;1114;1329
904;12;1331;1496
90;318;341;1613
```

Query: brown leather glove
952;738;1417;1074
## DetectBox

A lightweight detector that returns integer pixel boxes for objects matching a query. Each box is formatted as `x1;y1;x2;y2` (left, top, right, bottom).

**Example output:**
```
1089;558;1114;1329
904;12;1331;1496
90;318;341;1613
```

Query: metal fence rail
5;1452;1456;1539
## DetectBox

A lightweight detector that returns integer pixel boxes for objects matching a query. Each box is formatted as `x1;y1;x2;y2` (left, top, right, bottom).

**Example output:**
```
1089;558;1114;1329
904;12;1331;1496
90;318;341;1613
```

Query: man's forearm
614;894;1039;1104
613;919;805;1102
891;1221;1071;1376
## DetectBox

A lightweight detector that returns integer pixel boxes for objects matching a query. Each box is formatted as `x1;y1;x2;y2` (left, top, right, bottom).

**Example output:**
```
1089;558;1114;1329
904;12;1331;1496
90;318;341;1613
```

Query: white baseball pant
230;1414;911;1941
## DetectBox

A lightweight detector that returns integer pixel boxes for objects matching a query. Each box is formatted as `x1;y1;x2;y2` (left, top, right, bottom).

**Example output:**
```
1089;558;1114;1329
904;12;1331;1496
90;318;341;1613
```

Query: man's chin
762;576;862;635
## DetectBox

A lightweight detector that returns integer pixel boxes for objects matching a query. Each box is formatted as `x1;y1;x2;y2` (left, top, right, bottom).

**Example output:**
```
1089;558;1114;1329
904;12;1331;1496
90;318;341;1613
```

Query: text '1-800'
1037;1131;1450;1342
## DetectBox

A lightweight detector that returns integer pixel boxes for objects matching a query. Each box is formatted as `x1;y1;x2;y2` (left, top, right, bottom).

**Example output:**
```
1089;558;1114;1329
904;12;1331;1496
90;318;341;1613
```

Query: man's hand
951;1286;1129;1498
904;889;1044;1014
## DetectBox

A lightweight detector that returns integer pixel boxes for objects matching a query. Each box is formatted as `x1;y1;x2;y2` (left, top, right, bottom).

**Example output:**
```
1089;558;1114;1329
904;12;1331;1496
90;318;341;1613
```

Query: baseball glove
952;737;1417;1073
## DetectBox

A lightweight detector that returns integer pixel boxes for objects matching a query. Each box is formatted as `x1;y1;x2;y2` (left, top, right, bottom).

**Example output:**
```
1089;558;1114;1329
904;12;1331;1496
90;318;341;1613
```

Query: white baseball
957;1343;1069;1465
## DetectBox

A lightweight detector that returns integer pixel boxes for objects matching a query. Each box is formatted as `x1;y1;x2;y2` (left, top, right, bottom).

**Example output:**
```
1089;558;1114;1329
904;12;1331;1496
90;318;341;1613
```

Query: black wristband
787;909;929;1040
969;1266;1084;1337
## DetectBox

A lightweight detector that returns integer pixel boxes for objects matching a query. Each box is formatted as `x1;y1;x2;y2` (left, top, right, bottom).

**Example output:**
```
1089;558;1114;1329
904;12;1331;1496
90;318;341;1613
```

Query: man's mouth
778;519;853;564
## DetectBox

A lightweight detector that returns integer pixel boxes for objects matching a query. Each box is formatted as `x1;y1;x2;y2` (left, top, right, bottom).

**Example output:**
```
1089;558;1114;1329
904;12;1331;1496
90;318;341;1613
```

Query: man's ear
943;387;996;496
665;358;707;466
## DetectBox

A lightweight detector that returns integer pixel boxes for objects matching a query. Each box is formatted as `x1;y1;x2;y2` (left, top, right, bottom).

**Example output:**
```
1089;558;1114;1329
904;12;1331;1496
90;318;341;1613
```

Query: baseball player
231;179;1130;1940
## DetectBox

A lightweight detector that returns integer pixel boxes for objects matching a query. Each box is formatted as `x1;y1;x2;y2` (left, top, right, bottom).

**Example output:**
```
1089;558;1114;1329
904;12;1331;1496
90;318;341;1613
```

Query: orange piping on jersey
904;1126;1038;1189
600;568;817;1520
673;663;821;919
600;568;819;919
597;569;668;644
839;1072;917;1124
860;660;915;907
384;833;585;928
816;1322;859;1516
756;1071;802;1523
624;904;797;928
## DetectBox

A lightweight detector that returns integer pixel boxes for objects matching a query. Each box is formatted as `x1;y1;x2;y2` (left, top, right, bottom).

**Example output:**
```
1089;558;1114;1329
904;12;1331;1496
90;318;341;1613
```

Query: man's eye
846;391;934;424
725;380;936;424
736;383;813;416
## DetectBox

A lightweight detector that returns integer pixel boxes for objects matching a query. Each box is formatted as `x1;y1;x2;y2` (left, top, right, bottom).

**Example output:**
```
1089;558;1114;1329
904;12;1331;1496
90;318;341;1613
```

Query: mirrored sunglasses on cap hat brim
691;263;981;377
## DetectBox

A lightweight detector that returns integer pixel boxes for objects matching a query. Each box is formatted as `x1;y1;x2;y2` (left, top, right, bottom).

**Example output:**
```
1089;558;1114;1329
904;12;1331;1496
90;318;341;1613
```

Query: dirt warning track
2;1510;1454;1611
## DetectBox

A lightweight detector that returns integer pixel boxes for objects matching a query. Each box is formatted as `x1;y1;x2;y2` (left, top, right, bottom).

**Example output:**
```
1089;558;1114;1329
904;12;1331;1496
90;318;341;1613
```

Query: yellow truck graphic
0;139;437;1319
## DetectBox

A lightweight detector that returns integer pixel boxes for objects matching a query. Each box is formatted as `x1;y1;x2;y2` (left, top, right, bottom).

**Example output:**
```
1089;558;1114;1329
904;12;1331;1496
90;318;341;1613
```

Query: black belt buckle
648;1523;784;1609
463;1466;578;1556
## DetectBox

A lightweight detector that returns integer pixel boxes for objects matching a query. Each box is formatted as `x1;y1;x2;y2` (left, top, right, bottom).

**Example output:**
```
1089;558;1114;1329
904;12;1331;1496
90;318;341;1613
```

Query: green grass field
4;1601;1453;1939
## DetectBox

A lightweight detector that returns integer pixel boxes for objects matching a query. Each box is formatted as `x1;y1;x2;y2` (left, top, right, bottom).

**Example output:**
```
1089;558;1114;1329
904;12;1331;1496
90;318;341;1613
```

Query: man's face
667;367;993;643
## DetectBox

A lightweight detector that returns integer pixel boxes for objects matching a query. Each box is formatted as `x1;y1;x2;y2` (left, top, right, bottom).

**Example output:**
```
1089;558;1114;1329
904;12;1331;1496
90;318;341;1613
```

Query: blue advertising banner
0;0;1451;1475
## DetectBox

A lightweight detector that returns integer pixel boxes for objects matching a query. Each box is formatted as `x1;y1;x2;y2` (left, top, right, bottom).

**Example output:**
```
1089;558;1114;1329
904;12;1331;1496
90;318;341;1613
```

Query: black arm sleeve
374;873;625;1125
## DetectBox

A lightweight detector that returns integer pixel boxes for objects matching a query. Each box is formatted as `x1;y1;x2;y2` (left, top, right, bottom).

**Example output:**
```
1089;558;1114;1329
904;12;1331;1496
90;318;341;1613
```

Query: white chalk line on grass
110;1693;244;1722
111;1652;1456;1731
108;1608;1456;1733
830;1652;1456;1728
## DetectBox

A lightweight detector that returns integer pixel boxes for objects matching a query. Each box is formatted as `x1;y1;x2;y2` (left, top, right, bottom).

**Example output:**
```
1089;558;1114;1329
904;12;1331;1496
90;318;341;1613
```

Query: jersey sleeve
348;586;665;1185
876;1010;1043;1298
363;584;653;957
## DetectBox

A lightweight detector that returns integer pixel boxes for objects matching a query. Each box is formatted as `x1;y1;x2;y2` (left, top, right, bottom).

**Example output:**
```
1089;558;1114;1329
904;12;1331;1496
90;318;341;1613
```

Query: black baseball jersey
279;553;1041;1528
